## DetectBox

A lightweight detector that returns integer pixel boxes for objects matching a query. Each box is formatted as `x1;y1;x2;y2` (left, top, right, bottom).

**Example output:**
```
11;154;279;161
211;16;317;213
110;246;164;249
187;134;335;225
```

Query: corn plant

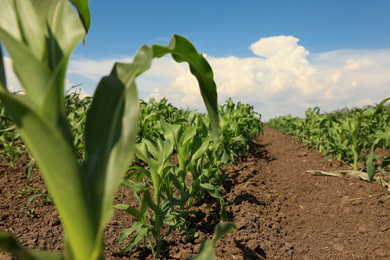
115;137;176;258
215;98;263;164
0;134;23;167
160;119;226;214
0;98;26;167
269;97;390;174
65;87;92;160
364;99;390;182
116;120;226;258
22;187;53;207
0;1;223;259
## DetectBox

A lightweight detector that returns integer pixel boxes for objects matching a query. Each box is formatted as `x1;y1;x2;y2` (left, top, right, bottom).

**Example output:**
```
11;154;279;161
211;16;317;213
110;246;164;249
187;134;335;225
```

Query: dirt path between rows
1;126;390;259
252;127;390;259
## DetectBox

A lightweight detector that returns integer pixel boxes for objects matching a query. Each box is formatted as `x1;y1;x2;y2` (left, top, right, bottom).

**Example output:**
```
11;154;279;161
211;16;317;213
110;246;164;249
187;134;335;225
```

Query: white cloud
2;57;23;93
344;58;376;71
5;36;387;121
352;98;376;108
67;55;183;97
2;57;91;98
155;37;390;120
307;49;390;111
68;57;120;81
65;79;91;99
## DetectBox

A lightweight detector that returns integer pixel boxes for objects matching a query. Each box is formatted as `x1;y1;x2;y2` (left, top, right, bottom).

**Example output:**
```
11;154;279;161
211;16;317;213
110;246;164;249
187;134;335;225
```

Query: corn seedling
0;134;23;167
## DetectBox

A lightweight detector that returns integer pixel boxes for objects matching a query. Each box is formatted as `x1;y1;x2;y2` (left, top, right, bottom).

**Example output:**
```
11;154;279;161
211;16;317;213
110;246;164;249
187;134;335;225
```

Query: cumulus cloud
307;49;390;112
68;57;122;81
2;57;90;98
143;35;324;118
2;57;23;93
5;36;389;121
67;55;183;97
151;36;390;120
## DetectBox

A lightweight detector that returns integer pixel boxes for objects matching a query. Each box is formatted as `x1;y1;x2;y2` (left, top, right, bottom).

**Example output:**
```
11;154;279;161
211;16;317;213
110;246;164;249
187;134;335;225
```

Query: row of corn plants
0;92;262;259
0;91;263;259
0;0;228;259
0;1;263;259
267;97;390;183
1;94;262;209
114;97;262;258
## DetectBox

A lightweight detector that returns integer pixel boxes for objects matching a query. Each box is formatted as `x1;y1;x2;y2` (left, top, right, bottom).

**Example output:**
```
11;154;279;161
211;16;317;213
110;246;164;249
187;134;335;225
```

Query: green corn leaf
361;108;376;118
190;137;210;162
188;110;196;125
189;178;201;196
186;240;215;260
0;0;85;108
126;166;152;181
0;1;21;41
24;193;48;207
155;138;174;166
375;131;390;140
374;97;390;115
200;183;227;220
221;150;229;164
25;158;35;186
80;48;151;255
135;142;151;164
143;138;160;159
114;204;143;221
13;0;46;59
119;179;149;192
118;225;149;254
152;35;219;139
213;222;237;244
139;192;150;221
0;91;92;258
381;157;390;168
148;158;163;203
166;192;191;208
232;135;247;145
69;0;91;34
32;0;85;55
180;126;197;146
0;45;5;88
136;191;163;220
0;30;52;107
171;166;185;192
160;118;182;148
366;150;376;182
117;221;147;245
185;222;237;260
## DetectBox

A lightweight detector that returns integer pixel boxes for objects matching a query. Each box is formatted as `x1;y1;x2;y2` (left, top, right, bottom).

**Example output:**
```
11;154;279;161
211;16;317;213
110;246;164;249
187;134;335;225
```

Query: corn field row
0;91;263;259
267;97;390;183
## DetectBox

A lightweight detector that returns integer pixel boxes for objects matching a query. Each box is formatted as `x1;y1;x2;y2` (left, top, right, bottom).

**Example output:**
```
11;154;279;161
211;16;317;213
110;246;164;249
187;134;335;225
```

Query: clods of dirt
1;126;390;259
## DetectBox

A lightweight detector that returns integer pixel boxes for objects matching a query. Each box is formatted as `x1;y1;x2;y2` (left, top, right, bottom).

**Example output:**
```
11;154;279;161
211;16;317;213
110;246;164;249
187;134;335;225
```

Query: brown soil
1;126;390;259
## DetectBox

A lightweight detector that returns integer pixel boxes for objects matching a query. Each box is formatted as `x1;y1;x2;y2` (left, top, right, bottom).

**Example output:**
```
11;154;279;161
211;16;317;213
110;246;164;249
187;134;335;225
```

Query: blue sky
4;0;390;120
75;0;390;57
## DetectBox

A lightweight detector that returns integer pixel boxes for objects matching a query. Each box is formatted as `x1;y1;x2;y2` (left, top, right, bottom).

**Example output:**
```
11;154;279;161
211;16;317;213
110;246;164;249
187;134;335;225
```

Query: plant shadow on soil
1;127;390;259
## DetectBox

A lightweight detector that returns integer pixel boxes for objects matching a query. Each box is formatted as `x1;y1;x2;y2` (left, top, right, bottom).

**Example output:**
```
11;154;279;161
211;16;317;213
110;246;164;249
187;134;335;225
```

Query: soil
1;126;390;259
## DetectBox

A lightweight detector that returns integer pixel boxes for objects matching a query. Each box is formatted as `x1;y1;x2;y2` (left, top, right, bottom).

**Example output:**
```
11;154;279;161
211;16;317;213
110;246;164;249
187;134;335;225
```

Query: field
1;126;390;259
0;89;390;260
1;1;390;259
